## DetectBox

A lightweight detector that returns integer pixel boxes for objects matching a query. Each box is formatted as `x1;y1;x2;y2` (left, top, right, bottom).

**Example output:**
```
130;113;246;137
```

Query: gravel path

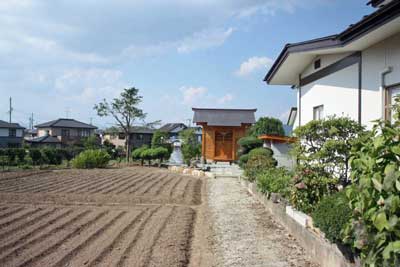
207;177;318;267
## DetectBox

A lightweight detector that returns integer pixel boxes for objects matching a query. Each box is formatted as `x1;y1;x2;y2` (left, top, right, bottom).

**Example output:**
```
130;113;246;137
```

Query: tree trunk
126;133;130;163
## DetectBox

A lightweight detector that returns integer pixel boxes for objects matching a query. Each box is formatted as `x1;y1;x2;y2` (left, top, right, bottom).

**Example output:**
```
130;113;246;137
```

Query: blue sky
0;0;373;129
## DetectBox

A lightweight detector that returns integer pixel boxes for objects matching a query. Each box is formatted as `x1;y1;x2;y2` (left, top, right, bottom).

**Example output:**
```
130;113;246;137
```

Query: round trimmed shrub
72;149;110;169
237;136;263;155
248;147;274;158
312;191;351;243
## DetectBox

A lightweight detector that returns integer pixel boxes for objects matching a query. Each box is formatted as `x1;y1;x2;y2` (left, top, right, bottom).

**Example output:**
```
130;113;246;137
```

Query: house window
314;59;321;70
385;86;400;122
118;133;126;140
136;134;143;140
8;129;16;137
313;105;324;120
61;129;70;137
78;129;90;137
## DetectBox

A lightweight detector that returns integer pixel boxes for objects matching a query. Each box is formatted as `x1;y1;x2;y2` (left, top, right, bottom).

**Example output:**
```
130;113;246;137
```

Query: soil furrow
137;173;170;195
140;206;177;267
168;176;184;198
86;208;152;267
0;209;92;260
115;206;164;267
52;209;147;267
31;211;127;267
28;175;87;193
152;174;178;196
0;207;43;229
50;173;121;194
129;174;165;195
126;173;159;194
3;211;109;267
63;173;125;194
0;208;58;240
114;172;154;194
0;174;69;192
86;175;132;194
16;174;83;193
0;206;25;220
100;173;143;194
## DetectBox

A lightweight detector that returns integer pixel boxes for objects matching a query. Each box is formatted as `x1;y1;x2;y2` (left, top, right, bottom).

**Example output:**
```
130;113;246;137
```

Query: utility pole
8;97;13;123
65;107;70;119
29;113;34;129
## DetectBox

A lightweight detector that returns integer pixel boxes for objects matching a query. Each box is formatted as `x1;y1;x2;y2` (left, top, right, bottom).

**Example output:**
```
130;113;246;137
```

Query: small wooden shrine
192;108;257;162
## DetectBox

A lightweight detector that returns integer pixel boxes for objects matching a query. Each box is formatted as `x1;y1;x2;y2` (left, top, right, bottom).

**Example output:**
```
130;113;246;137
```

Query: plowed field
0;167;201;267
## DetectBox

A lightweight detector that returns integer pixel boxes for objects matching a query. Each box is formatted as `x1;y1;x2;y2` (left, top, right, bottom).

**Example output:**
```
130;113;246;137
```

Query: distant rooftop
192;108;257;127
0;120;24;129
27;135;61;144
35;118;97;129
159;123;187;132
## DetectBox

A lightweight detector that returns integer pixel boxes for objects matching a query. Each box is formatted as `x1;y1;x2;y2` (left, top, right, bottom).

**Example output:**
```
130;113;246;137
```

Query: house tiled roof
35;118;97;129
27;135;61;144
192;108;257;127
104;126;155;135
159;123;187;132
0;120;25;129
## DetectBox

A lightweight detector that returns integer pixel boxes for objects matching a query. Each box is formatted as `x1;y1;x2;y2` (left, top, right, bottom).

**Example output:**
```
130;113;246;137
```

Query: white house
265;0;400;129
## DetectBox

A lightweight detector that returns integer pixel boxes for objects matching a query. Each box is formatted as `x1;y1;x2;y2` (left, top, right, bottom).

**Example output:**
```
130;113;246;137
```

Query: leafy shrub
239;154;249;168
4;148;17;165
72;149;110;169
132;145;148;166
248;117;285;137
15;148;26;164
341;111;400;266
29;149;43;166
180;128;201;165
312;191;352;243
248;147;274;158
237;136;263;155
42;148;63;165
290;167;338;214
293;116;365;184
257;167;293;199
151;147;170;165
141;148;155;165
244;151;277;182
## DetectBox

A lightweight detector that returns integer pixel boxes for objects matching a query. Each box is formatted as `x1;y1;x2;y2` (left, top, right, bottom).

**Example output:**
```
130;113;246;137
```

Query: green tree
94;87;146;162
151;130;169;148
82;136;100;150
293;116;365;184
179;128;201;165
249;117;285;137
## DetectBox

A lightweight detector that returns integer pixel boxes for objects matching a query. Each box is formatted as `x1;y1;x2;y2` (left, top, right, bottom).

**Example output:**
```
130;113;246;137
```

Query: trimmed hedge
312;191;352;243
257;167;293;199
72;149;110;169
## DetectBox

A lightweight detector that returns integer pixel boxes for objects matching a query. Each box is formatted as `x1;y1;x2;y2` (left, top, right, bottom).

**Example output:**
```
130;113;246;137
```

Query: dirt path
206;177;318;267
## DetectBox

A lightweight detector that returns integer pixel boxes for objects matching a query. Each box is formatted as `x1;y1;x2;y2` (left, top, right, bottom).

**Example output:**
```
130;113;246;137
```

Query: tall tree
94;87;146;162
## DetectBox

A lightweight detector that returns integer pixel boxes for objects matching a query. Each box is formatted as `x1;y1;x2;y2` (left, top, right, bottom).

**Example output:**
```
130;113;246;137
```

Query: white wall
301;52;352;77
0;128;23;137
296;32;400;130
362;32;400;128
299;64;359;126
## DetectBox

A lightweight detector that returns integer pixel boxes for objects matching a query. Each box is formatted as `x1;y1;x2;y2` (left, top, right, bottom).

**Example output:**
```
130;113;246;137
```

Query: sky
0;0;373;129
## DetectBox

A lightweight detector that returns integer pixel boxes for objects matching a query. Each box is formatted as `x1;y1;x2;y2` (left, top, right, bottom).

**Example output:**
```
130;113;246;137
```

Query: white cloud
235;56;273;77
180;86;208;105
177;27;234;54
217;93;234;104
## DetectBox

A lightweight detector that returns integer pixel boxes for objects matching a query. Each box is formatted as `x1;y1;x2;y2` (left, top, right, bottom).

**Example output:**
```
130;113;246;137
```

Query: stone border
238;177;359;267
168;166;215;178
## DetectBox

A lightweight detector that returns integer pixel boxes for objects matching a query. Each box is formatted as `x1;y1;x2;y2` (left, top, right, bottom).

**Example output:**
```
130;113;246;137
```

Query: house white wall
296;32;400;129
0;129;23;137
362;32;400;128
300;64;359;125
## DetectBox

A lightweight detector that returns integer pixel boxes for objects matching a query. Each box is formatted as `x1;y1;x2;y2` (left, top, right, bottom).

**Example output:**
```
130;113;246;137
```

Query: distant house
193;108;256;162
0;120;25;148
264;0;400;129
27;135;62;148
159;123;188;142
103;126;155;149
24;129;38;140
28;118;97;147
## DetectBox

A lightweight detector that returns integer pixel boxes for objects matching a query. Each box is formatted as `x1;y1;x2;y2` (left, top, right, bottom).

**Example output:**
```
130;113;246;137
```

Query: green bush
180;128;201;165
151;147;170;165
132;145;148;166
248;147;274;158
248;117;285;137
42;148;63;165
244;152;277;182
15;148;26;164
29;149;42;166
239;154;249;168
237;136;263;155
72;149;110;169
312;191;352;243
341;102;400;266
257;167;293;199
290;167;338;214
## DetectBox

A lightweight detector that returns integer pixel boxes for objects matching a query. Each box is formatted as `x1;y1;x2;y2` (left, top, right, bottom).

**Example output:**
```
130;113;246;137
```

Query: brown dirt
0;167;202;267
